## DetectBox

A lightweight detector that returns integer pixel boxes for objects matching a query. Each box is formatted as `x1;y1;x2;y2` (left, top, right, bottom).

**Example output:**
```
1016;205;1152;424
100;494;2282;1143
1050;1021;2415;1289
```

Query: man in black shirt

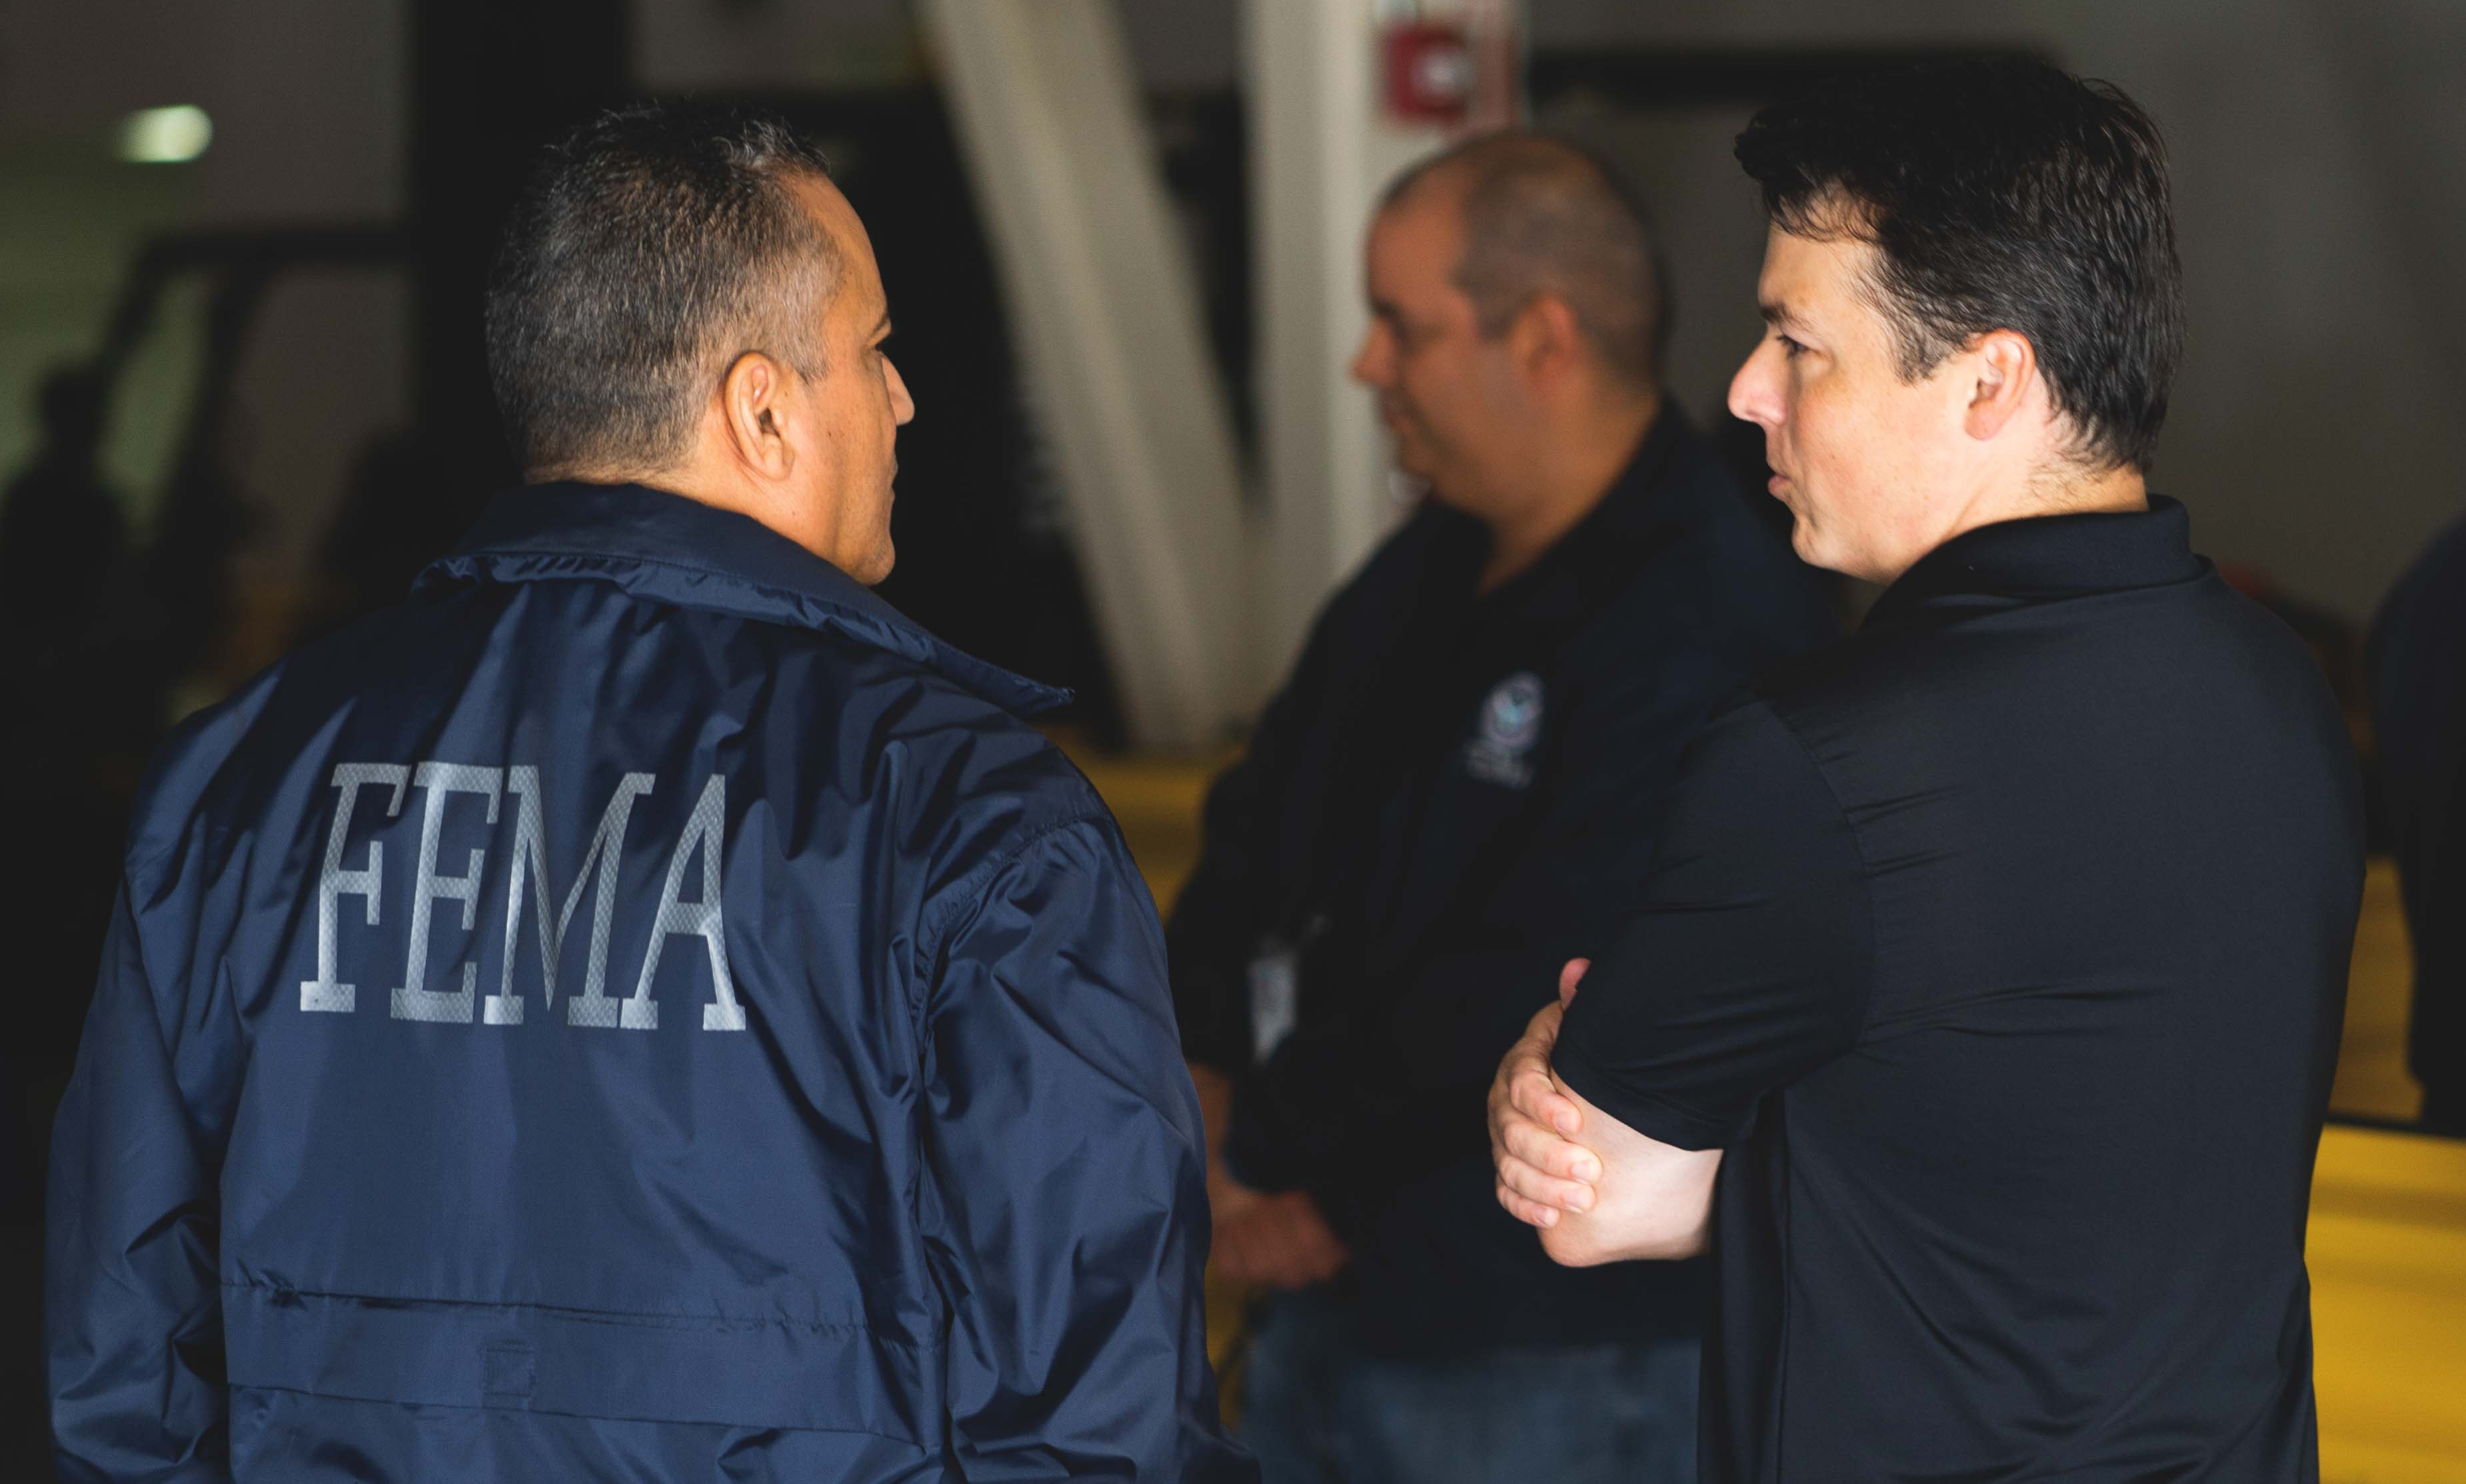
1489;62;2362;1482
2369;515;2466;1134
1171;133;1832;1483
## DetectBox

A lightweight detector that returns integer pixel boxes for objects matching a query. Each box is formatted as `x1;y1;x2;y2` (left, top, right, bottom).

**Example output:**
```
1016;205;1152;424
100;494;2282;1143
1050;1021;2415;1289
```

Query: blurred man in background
47;102;1247;1483
2370;515;2466;1133
1492;60;2361;1483
1169;132;1833;1484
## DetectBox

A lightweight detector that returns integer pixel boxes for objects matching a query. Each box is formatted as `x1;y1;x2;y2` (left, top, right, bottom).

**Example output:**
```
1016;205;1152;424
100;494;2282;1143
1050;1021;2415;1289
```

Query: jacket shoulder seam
911;808;1115;986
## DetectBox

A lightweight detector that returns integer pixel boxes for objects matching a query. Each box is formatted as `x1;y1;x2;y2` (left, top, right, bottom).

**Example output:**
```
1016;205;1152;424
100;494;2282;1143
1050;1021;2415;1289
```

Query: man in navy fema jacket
45;104;1250;1483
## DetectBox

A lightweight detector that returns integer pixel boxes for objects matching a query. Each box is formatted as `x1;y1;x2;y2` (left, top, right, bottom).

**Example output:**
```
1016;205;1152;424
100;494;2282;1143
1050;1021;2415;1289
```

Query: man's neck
2043;461;2150;517
616;459;802;547
1879;461;2150;587
1969;460;2150;536
1476;390;1663;596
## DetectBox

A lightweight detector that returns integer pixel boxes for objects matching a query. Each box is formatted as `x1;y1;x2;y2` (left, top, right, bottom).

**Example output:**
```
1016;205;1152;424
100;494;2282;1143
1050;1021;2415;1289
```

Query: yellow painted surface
2317;864;2465;1483
1065;741;2466;1473
2313;1125;2466;1483
1064;742;1219;911
2334;861;2427;1124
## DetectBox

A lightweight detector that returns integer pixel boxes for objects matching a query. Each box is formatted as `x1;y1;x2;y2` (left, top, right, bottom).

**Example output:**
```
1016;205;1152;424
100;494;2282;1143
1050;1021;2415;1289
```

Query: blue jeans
1238;1286;1700;1484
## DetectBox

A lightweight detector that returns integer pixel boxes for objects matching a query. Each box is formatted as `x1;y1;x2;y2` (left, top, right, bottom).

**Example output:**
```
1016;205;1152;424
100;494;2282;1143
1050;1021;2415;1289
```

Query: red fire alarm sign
1383;21;1475;124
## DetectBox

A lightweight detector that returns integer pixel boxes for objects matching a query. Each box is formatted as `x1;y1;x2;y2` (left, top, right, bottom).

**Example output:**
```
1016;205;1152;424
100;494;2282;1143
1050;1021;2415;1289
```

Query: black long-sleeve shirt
1557;498;2363;1482
1167;406;1835;1354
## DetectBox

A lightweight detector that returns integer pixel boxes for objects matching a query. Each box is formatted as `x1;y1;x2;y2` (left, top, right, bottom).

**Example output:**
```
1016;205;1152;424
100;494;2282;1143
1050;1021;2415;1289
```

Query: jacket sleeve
46;877;233;1484
918;816;1254;1483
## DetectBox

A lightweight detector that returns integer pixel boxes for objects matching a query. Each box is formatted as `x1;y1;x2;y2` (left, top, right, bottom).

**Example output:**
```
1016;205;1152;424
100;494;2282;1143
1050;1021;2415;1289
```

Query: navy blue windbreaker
46;484;1250;1483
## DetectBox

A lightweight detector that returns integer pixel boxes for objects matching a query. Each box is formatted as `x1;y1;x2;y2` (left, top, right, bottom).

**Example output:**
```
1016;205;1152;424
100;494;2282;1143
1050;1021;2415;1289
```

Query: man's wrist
1187;1061;1234;1157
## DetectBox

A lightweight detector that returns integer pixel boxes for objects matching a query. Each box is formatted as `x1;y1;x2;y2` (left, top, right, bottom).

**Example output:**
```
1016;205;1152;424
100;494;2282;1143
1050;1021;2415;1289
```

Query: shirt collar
414;482;1071;716
1476;401;1719;610
1574;397;1703;542
1864;494;2204;628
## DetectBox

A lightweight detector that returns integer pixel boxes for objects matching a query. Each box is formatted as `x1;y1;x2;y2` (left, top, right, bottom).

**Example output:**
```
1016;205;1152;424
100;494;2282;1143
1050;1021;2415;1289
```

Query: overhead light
119;106;213;164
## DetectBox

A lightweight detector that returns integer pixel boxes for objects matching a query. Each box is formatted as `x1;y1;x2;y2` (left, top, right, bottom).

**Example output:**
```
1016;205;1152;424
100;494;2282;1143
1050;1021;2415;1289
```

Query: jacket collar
415;482;1071;716
1864;494;2205;628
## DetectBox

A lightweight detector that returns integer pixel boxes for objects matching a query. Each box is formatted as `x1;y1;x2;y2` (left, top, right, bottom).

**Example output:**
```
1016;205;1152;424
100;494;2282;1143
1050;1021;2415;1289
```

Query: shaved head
1382;131;1668;390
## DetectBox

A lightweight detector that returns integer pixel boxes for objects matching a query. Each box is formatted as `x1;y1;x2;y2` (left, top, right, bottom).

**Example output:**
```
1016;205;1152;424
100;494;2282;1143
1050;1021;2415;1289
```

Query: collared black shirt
1557;498;2364;1482
1169;407;1835;1354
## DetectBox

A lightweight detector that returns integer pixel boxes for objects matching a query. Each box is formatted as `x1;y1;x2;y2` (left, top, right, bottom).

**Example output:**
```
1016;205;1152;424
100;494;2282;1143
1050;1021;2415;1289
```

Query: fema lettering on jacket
296;761;748;1032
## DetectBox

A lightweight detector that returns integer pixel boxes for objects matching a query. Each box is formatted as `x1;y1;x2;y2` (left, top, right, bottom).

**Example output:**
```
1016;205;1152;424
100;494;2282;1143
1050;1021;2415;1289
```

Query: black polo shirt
1171;406;1836;1355
1554;498;2363;1482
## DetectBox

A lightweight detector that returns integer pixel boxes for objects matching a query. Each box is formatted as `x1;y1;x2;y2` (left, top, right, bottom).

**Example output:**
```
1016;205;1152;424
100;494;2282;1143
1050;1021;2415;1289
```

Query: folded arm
1485;700;1874;1267
1489;964;1721;1265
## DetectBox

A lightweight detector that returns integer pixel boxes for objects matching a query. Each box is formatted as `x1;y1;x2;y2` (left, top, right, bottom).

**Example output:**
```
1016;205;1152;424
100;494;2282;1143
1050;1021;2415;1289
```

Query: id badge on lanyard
1247;940;1299;1064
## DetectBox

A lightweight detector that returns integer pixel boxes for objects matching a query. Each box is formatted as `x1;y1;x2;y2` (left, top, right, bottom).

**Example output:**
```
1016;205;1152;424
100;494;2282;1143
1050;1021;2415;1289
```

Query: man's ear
1511;294;1586;387
1962;329;2037;443
720;351;796;482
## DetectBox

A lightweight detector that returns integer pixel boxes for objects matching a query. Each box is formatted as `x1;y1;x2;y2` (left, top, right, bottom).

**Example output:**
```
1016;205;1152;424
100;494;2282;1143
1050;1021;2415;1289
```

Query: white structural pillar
1245;0;1480;675
924;0;1255;752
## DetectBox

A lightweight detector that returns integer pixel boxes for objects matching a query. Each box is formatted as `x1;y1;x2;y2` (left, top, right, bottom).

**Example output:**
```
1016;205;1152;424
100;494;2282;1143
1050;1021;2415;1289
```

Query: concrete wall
632;0;920;92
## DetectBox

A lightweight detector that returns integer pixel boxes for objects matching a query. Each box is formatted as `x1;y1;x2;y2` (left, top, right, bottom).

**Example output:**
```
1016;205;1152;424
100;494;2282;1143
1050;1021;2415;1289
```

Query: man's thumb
1558;957;1590;1004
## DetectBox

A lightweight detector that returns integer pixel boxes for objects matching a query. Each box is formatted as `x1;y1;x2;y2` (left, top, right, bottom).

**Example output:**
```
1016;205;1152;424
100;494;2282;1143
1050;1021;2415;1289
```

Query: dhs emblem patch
1464;671;1543;789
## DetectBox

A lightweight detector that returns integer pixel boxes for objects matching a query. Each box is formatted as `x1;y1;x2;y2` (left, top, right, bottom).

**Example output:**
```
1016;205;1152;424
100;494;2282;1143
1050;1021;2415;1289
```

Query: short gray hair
1384;131;1668;389
485;102;844;478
